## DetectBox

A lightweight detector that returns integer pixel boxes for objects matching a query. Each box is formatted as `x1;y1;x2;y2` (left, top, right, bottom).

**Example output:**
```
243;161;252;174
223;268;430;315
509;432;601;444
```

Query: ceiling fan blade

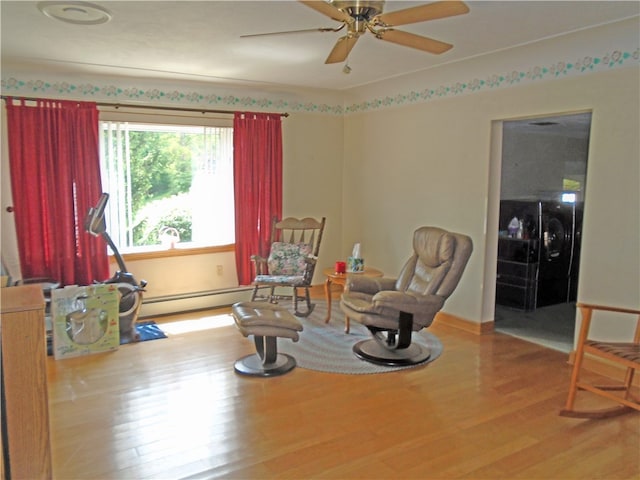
299;0;354;24
374;1;469;27
376;29;453;54
241;26;342;38
325;35;359;64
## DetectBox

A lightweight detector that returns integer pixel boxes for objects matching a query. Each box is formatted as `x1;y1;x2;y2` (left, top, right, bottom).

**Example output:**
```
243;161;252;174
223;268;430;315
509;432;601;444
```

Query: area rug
120;320;167;344
277;300;443;375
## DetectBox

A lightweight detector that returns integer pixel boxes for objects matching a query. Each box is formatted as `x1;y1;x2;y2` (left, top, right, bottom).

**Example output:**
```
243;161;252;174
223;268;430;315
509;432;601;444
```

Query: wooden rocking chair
250;217;325;317
560;302;640;419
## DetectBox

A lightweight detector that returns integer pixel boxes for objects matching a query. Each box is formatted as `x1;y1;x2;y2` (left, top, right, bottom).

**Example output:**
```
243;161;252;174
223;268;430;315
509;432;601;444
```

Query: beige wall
342;67;640;329
282;112;344;271
501;128;589;201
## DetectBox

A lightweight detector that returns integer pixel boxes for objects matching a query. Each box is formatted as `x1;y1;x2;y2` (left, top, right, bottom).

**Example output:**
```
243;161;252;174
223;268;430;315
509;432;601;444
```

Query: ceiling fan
241;1;470;64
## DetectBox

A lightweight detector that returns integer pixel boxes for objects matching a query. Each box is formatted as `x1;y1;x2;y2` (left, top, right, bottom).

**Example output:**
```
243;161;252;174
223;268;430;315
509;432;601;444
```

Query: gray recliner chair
340;226;473;366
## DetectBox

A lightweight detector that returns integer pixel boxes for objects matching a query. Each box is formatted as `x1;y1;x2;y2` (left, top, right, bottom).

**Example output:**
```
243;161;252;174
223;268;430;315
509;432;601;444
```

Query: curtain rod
1;95;289;117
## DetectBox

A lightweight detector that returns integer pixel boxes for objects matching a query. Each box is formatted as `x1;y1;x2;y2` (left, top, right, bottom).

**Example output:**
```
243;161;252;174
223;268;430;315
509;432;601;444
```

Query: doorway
494;112;592;352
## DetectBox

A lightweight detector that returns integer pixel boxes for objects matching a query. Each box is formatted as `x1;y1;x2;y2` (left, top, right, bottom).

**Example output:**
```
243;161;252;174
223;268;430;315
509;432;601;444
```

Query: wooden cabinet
1;285;52;479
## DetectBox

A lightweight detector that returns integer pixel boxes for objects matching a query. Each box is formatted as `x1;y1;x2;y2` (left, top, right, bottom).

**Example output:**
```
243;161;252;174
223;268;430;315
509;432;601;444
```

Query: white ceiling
1;1;638;92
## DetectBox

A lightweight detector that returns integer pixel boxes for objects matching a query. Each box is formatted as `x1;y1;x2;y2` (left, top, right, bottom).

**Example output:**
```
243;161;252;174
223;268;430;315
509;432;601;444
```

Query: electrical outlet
216;265;223;276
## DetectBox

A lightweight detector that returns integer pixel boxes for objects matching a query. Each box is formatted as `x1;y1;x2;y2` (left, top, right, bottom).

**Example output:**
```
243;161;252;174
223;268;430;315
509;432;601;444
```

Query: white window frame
98;107;234;255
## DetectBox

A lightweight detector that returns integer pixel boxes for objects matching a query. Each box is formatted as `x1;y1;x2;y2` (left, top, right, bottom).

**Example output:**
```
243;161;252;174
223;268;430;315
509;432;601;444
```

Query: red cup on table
335;261;346;274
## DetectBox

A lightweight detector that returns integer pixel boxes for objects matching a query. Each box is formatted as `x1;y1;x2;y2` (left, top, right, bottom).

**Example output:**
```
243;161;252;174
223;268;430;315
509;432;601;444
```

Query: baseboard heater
139;286;254;318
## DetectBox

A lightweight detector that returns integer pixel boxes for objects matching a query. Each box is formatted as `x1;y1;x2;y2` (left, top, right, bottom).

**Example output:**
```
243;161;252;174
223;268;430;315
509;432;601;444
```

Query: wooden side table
323;266;383;332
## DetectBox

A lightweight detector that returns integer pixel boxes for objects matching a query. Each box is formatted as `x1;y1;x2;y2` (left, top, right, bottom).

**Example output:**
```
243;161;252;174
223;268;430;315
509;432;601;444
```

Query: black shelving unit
496;237;539;311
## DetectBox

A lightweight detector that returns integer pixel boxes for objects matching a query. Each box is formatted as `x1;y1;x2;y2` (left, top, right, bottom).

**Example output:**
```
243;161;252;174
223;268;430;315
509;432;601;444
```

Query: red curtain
5;97;109;286
233;112;283;285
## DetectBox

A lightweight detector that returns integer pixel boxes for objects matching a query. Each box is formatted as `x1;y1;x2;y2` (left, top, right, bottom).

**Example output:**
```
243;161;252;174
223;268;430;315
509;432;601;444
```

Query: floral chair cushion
254;274;308;286
267;242;313;276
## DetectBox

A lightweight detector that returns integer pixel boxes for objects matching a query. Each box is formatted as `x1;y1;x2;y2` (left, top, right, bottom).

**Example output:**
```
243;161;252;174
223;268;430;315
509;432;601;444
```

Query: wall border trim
2;48;637;116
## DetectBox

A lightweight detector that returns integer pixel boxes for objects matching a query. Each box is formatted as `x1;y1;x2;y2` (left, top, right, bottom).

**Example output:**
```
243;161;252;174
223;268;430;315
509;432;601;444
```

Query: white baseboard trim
139;287;254;318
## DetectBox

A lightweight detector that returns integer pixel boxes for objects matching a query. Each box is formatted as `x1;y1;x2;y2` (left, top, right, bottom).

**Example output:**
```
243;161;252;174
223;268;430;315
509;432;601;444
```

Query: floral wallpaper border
345;49;639;114
2;48;638;116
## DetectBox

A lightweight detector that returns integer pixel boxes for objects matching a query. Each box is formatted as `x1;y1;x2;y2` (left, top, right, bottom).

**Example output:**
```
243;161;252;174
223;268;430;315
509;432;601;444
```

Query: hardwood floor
46;294;640;479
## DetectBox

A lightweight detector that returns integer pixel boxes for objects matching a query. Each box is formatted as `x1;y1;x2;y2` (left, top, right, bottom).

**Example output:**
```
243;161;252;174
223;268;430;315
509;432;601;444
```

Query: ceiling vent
37;1;112;25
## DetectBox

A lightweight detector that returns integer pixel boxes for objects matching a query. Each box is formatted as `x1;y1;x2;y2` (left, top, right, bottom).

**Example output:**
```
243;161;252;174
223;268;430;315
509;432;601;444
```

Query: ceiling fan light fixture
332;0;385;20
37;1;112;25
250;1;469;65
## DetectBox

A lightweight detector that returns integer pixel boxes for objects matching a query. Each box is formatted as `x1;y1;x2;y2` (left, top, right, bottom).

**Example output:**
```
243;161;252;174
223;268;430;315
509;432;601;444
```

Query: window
99;113;234;254
562;178;581;192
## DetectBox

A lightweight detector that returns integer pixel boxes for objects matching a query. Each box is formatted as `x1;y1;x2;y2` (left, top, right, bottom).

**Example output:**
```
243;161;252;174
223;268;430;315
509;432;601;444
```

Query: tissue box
347;257;364;273
51;283;120;359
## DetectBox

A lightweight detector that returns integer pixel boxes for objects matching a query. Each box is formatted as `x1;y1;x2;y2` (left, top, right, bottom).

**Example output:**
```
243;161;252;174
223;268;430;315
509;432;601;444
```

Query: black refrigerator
496;199;583;311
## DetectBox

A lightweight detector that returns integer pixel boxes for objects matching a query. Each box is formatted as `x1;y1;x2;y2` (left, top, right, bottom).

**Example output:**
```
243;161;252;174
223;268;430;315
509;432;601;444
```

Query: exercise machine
85;193;147;343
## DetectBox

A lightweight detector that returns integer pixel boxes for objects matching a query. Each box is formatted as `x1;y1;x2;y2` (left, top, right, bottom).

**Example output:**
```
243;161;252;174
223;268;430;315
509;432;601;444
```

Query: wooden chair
560;302;640;418
250;217;325;317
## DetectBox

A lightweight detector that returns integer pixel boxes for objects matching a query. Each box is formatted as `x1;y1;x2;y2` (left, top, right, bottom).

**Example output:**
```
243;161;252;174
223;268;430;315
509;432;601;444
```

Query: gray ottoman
232;302;303;377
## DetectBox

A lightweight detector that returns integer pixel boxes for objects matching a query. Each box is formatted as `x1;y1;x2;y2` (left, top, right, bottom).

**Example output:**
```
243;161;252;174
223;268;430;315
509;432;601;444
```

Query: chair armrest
303;256;318;266
576;303;640;343
346;276;396;295
577;303;640;316
302;256;318;284
372;290;445;316
250;255;268;275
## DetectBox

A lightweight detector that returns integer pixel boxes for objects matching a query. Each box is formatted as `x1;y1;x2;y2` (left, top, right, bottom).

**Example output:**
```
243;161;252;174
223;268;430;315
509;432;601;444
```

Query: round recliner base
234;353;297;377
353;339;431;367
